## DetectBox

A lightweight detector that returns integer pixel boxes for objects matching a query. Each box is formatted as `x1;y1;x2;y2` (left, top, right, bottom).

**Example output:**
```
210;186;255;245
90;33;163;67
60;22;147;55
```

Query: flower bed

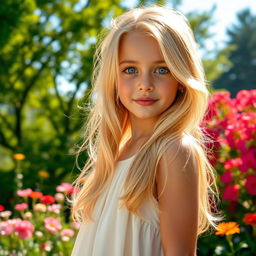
0;183;78;255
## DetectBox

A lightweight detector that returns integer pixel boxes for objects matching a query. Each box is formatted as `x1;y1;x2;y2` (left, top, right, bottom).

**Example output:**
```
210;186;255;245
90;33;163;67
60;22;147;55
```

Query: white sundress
71;155;164;256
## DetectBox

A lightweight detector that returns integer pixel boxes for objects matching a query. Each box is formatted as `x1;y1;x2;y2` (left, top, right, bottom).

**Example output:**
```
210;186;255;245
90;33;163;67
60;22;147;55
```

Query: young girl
70;5;223;256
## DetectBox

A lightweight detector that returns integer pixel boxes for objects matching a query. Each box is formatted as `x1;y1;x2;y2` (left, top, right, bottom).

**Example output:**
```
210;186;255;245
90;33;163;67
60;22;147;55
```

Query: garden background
0;0;255;255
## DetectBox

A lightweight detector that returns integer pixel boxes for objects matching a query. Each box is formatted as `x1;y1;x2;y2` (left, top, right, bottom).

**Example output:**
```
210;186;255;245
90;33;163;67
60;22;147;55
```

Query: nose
138;72;154;91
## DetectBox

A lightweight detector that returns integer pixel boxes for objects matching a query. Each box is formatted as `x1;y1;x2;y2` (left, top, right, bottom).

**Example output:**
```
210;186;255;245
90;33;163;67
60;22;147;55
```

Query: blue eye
123;67;138;74
155;67;169;74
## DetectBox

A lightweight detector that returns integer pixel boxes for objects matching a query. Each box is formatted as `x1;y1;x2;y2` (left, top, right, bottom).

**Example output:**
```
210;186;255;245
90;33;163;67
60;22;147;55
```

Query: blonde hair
70;5;223;237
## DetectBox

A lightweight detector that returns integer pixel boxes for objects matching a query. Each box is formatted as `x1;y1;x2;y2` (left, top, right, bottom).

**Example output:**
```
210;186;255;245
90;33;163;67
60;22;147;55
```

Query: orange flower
13;153;25;160
38;170;49;179
215;222;240;236
29;191;43;199
243;213;256;226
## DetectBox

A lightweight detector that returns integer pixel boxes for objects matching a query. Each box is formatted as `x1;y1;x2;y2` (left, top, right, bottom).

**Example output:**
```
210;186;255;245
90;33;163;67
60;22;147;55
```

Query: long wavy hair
70;5;223;236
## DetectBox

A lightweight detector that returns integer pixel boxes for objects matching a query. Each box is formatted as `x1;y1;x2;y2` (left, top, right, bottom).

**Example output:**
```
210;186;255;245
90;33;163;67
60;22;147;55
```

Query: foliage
186;5;233;84
213;9;256;96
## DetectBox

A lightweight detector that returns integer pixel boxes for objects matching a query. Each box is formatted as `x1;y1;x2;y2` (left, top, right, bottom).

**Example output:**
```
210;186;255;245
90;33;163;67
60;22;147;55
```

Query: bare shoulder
158;136;198;178
155;136;199;255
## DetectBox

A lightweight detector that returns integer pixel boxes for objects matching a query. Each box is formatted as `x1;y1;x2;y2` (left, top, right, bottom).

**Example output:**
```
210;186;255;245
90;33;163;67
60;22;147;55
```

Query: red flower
40;195;55;204
245;174;256;195
0;205;5;211
222;184;239;201
29;191;43;199
243;213;256;226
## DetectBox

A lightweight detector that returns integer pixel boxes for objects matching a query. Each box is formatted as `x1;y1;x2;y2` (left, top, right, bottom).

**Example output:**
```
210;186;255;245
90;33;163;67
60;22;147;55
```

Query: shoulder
156;136;199;198
160;136;198;173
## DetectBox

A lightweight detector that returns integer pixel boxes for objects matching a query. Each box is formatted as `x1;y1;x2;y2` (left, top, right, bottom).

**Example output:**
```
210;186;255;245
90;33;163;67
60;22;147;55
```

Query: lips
134;97;158;106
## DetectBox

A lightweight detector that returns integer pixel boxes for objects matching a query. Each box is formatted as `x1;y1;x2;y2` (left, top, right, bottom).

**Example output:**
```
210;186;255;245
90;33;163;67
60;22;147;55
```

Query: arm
156;139;199;256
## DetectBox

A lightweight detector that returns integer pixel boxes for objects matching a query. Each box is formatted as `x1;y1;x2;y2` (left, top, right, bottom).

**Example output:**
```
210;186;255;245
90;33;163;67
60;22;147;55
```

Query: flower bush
0;183;79;255
198;89;256;255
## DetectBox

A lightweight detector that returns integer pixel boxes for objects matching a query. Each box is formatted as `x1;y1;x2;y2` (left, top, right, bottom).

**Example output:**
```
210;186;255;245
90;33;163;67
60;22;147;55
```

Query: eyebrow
119;60;166;65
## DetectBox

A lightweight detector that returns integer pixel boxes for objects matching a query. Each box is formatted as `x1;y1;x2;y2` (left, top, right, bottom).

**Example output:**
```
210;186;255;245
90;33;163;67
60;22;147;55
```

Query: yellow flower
215;222;240;236
24;212;33;219
13;153;25;160
33;203;47;212
38;170;49;179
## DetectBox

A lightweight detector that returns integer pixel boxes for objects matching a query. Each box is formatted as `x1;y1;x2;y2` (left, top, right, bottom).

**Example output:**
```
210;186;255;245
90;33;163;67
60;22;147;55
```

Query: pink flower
235;89;256;111
0;205;4;211
40;195;55;205
0;219;18;236
56;182;74;194
208;91;236;117
245;174;256;195
71;221;81;230
0;210;12;218
220;170;233;184
0;218;21;236
14;220;34;240
61;228;74;237
44;217;62;233
224;158;242;170
17;188;32;197
223;184;239;201
240;150;256;172
224;112;256;151
55;193;65;201
47;204;62;214
15;203;28;211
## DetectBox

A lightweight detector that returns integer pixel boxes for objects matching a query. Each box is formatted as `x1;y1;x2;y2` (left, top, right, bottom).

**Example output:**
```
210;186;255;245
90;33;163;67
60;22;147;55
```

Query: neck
129;114;157;142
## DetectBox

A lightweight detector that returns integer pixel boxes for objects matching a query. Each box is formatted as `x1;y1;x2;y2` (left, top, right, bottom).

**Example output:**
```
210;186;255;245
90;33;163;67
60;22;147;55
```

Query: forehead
118;30;164;63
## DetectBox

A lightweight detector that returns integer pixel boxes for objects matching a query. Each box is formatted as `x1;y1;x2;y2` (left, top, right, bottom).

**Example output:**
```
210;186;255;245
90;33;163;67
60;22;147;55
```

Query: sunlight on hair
69;5;224;238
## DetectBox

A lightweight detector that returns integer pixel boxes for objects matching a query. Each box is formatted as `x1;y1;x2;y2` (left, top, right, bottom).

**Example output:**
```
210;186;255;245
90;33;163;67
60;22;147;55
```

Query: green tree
213;9;256;97
186;5;233;89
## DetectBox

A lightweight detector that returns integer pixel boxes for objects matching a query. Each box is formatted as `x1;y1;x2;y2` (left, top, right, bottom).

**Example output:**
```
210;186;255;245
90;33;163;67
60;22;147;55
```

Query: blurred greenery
213;8;256;97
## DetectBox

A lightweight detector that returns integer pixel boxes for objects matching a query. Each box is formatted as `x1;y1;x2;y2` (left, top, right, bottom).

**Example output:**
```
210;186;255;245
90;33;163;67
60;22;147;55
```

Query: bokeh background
0;0;255;255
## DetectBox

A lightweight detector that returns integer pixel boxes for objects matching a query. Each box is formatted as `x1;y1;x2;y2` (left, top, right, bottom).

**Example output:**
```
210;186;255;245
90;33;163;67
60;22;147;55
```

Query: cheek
118;79;133;99
159;81;177;94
